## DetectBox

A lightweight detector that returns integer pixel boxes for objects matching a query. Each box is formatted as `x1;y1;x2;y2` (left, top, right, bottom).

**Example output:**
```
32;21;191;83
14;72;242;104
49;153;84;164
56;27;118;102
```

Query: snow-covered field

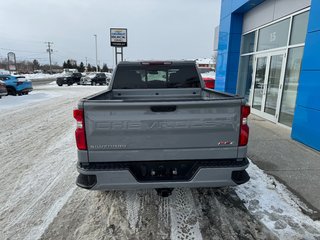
0;83;319;240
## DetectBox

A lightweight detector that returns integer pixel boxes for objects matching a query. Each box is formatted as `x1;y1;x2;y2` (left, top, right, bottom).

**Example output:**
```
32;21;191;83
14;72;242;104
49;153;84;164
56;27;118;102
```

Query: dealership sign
7;52;17;71
110;28;127;47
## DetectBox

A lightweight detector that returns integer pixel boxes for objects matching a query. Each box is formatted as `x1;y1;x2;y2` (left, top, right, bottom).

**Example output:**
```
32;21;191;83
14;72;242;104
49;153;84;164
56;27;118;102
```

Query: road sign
110;28;127;47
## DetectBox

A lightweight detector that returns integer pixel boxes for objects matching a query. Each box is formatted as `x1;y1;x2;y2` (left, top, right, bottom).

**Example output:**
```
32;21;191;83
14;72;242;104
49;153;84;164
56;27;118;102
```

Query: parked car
198;67;216;89
0;75;33;96
80;73;108;85
74;61;250;197
0;80;8;98
56;72;83;86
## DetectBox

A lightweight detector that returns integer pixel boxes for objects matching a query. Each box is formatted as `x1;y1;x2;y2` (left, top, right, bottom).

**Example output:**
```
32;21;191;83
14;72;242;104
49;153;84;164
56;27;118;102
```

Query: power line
0;47;45;54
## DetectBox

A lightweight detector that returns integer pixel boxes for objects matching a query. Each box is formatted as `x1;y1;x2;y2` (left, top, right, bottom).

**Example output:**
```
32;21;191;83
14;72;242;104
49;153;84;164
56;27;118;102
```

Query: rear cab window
113;63;201;89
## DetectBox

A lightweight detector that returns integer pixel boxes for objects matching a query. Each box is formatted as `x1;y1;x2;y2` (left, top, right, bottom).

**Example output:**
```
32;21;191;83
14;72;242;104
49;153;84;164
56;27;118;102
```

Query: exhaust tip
232;170;250;185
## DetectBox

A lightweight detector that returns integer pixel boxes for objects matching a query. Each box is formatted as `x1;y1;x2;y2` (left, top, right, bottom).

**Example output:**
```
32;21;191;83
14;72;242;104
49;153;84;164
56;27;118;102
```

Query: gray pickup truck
74;61;250;196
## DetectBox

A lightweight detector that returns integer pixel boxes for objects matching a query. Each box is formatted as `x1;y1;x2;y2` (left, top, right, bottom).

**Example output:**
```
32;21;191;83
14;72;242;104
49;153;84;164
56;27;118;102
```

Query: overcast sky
0;0;221;68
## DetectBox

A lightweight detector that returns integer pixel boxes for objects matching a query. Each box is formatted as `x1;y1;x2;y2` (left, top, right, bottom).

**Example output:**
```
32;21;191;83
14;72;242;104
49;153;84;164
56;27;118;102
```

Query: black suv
91;73;107;85
56;73;82;86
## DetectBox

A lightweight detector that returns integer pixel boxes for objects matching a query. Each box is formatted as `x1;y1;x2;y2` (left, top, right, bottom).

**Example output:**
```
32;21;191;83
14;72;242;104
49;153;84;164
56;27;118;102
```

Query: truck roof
117;60;196;66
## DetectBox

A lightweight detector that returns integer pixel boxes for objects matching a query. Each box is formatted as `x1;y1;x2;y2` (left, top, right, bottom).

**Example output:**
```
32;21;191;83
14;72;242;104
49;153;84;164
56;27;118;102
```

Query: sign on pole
7;52;17;72
110;28;128;47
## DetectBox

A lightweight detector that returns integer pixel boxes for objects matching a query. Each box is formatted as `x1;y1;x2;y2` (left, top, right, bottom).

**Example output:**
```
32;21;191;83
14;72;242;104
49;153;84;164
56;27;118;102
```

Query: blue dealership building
216;0;320;151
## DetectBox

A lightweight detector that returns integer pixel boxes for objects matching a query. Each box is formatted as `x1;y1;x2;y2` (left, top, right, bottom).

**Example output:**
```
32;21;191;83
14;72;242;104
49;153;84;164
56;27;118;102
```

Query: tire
7;87;16;96
58;84;62;86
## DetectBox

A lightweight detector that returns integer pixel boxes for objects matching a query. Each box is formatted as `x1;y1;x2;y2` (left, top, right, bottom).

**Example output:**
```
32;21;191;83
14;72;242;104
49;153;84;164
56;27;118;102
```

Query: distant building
196;58;215;68
62;68;78;74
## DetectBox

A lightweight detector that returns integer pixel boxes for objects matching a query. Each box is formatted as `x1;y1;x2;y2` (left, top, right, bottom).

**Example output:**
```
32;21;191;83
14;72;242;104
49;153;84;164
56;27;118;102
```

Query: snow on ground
236;160;320;239
24;73;64;80
0;82;319;240
0;91;59;111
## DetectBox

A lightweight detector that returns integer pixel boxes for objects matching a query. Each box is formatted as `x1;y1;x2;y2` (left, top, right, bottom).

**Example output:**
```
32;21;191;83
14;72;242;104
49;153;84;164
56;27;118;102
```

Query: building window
257;19;290;51
241;32;256;54
290;11;310;45
279;47;304;127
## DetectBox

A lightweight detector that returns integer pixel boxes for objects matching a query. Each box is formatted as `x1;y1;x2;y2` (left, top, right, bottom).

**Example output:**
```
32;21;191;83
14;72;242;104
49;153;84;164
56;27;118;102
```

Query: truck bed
80;88;242;103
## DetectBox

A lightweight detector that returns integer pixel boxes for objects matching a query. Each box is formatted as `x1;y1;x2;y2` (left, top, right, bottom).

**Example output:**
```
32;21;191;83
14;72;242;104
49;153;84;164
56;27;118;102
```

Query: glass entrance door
251;51;286;122
264;54;284;116
252;56;267;111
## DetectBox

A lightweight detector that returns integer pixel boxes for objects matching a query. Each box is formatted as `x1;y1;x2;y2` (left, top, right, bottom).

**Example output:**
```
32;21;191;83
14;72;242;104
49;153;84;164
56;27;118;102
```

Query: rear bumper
76;158;250;190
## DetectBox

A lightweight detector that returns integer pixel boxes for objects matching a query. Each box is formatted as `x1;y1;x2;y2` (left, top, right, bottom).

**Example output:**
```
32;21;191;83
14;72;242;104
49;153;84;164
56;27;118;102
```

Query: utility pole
85;57;88;72
45;42;53;74
93;34;98;72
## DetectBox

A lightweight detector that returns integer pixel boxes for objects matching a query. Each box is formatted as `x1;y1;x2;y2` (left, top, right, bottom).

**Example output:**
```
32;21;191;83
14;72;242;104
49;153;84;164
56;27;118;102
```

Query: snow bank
0;91;59;111
236;160;320;239
24;73;64;80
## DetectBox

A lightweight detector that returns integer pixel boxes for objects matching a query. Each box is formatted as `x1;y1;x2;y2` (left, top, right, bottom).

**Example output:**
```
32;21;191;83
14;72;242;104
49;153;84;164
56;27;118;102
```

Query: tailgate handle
150;105;177;112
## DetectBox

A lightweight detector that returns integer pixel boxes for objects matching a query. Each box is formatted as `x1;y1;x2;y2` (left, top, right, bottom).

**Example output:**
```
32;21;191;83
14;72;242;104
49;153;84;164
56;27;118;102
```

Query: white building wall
243;0;310;33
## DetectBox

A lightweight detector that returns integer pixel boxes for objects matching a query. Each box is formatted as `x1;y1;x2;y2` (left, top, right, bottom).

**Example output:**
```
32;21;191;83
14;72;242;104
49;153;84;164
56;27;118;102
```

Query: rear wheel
7;87;16;96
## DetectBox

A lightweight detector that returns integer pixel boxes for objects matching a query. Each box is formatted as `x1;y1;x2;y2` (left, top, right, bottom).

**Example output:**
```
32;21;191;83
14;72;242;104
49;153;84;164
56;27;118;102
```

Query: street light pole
93;34;98;72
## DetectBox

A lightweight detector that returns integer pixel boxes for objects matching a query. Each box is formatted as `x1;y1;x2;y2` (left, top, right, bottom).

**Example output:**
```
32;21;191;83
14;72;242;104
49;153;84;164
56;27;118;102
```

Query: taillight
73;109;87;150
239;105;250;146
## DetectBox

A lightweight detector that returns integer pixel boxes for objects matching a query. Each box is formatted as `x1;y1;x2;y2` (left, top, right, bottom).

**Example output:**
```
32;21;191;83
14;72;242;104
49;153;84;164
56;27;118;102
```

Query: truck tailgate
84;100;241;162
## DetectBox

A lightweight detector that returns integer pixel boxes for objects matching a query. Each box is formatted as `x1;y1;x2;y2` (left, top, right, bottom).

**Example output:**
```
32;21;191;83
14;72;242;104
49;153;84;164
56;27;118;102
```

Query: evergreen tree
92;66;97;72
33;59;40;70
102;64;109;72
66;60;72;68
78;62;85;72
87;63;92;72
63;61;67;68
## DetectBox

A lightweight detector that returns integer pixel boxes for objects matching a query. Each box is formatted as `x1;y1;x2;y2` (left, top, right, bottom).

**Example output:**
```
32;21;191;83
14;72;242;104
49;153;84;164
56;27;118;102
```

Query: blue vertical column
216;2;243;94
292;0;320;151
